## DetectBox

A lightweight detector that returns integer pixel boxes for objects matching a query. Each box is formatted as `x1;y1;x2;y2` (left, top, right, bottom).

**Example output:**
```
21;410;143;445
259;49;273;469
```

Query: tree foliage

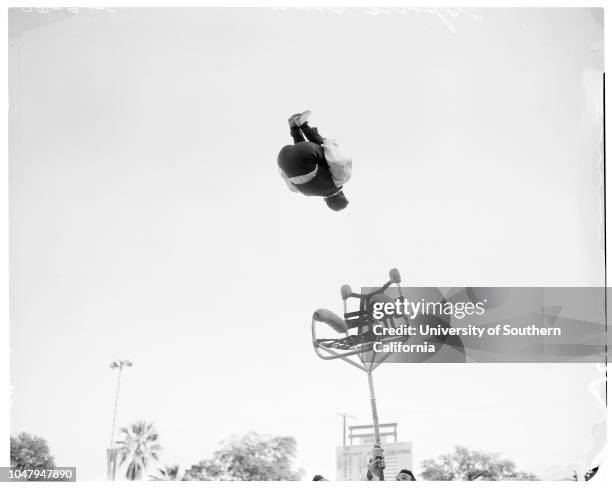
183;432;303;481
421;445;538;481
10;432;55;470
149;464;181;481
117;421;162;480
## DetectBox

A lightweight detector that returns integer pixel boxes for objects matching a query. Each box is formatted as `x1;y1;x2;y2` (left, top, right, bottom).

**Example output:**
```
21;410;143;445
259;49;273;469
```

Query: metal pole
110;365;123;447
366;371;384;481
107;360;132;481
336;413;352;446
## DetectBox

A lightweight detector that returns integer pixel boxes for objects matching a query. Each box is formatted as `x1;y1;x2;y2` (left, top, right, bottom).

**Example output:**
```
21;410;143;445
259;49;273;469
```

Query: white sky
9;7;604;481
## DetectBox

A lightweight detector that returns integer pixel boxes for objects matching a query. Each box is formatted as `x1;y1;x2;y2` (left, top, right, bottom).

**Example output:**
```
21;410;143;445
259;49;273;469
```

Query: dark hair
312;475;326;481
324;191;349;211
397;469;416;480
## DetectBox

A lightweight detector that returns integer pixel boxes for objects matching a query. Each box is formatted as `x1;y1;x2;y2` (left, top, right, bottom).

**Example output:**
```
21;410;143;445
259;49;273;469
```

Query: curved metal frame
311;268;409;371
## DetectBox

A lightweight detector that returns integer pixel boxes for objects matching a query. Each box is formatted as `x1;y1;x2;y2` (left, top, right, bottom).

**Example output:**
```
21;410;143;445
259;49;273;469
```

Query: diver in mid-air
277;111;352;211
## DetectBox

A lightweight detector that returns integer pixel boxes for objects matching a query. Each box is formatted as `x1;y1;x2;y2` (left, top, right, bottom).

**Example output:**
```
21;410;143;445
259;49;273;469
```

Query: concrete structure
335;423;413;481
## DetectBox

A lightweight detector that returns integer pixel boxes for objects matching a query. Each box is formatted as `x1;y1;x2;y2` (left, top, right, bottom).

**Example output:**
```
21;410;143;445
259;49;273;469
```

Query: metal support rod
367;370;384;481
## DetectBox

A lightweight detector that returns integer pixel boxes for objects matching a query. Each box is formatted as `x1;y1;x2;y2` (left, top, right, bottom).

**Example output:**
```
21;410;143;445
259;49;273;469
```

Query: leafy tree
10;432;55;470
421;445;538;481
149;464;181;481
117;421;162;480
183;432;303;481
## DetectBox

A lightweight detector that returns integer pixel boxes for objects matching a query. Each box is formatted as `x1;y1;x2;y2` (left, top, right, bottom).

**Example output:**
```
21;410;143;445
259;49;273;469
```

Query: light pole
109;359;132;446
107;359;133;480
336;412;355;446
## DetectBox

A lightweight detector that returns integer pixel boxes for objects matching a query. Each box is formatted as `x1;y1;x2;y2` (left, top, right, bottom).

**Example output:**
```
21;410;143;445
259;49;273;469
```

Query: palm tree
150;464;181;481
117;421;162;480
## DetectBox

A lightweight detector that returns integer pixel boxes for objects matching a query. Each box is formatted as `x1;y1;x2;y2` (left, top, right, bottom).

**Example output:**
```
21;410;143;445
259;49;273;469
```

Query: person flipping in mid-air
277;111;352;211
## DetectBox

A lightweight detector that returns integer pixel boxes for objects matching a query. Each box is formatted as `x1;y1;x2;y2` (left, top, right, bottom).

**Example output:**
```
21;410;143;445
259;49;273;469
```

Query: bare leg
290;125;306;144
299;122;326;145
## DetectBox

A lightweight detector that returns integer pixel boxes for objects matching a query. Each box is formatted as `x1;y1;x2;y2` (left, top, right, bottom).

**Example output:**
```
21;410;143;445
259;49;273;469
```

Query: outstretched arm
360;446;385;481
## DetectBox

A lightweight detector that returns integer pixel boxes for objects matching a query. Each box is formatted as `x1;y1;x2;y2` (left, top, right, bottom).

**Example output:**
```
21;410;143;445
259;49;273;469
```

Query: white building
335;423;413;481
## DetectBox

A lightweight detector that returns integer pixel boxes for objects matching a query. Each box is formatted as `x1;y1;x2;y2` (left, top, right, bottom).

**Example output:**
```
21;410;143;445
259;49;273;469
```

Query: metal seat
311;268;409;367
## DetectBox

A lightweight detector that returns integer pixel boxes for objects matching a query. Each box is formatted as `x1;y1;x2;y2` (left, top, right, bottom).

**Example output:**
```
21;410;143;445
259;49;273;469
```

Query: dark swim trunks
277;141;326;178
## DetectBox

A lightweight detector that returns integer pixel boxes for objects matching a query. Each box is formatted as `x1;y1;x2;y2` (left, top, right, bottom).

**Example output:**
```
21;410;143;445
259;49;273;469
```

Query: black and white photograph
3;3;610;484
